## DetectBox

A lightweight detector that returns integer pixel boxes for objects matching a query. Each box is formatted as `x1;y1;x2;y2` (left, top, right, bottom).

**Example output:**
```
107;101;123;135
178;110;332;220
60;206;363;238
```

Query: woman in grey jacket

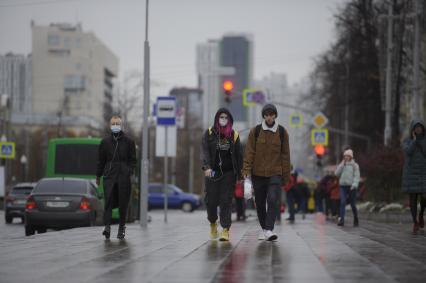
402;119;426;234
335;149;360;227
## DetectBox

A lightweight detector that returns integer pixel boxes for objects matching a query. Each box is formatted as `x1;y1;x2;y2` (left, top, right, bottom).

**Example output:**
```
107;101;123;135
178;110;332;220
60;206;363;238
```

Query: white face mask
219;117;228;127
111;125;121;133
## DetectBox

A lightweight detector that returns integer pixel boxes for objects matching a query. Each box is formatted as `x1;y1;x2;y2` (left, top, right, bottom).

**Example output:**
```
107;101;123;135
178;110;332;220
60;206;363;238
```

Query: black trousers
253;175;282;231
104;176;131;227
235;196;246;220
205;172;236;229
409;193;426;224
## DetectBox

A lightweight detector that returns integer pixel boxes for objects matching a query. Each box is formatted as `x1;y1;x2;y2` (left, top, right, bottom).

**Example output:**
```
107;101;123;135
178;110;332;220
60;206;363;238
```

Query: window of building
47;34;60;46
64;37;71;48
64;75;85;91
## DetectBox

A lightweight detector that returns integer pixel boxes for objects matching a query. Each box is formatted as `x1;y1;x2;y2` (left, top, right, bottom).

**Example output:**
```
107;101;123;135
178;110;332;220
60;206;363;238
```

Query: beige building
31;22;118;135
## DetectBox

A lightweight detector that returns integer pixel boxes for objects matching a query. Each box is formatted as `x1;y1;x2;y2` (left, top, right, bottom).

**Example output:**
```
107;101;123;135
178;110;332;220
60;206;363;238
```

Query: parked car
5;183;36;224
148;183;201;212
25;178;104;236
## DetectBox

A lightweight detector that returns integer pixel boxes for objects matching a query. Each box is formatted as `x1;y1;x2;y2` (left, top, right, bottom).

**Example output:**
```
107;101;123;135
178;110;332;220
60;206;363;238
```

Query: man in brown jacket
243;104;291;241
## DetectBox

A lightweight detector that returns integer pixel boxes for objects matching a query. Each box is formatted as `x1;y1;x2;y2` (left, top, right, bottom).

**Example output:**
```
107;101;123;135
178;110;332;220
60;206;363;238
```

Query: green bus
46;137;127;220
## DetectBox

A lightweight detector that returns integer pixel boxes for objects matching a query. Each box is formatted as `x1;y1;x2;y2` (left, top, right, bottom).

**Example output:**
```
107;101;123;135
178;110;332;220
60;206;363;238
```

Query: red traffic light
314;145;325;156
223;80;234;92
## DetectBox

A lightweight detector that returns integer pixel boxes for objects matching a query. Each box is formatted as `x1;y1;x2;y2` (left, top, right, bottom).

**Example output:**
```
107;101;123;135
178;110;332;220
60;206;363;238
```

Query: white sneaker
264;230;278;241
258;230;266;240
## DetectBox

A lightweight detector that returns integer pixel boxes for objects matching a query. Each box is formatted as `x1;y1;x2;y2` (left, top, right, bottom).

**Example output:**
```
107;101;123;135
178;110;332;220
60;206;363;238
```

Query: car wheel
5;215;13;224
37;227;47;234
181;202;193;213
25;225;35;236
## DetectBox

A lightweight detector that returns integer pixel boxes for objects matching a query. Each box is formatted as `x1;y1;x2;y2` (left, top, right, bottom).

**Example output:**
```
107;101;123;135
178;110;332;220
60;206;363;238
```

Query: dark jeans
205;172;236;229
409;193;426;224
235;197;246;220
253;175;282;231
315;191;327;213
286;188;297;220
339;186;358;222
330;199;339;217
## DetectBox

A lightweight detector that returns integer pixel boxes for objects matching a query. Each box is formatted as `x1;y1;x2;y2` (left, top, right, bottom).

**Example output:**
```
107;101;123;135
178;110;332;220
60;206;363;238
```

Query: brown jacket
243;126;291;184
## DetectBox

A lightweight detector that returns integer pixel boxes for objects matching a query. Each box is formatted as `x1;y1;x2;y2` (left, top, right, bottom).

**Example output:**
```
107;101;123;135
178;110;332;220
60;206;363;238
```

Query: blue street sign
157;96;176;126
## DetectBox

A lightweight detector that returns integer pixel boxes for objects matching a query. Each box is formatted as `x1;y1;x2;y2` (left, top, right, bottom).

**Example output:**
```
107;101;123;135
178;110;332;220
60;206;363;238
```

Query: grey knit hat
262;104;278;117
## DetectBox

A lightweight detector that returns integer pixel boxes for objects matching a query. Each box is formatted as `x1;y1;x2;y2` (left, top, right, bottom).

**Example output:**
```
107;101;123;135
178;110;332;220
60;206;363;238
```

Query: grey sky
0;0;344;95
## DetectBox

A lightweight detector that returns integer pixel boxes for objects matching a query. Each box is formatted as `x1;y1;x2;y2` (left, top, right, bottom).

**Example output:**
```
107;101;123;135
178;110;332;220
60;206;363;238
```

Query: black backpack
254;124;285;153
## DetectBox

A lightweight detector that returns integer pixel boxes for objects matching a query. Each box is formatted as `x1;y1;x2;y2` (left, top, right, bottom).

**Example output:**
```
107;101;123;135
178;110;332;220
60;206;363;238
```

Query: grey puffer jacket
335;160;360;189
402;119;426;194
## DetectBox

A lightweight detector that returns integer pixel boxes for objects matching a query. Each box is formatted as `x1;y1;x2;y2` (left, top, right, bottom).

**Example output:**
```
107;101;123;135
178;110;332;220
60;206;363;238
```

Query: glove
244;178;253;200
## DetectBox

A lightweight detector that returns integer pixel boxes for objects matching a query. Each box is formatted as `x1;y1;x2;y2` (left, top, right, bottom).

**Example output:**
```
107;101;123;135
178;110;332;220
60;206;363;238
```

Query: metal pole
344;62;349;146
140;0;150;228
384;3;393;146
412;0;421;120
163;126;168;223
189;145;194;194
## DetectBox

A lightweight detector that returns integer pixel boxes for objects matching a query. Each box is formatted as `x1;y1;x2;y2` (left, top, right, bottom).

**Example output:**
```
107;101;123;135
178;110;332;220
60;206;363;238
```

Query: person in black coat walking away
201;108;243;241
96;116;136;240
402;119;426;234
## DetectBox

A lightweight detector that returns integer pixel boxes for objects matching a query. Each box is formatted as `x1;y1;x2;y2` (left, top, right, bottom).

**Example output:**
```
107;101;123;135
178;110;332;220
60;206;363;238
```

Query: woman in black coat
96;116;136;239
402;119;426;234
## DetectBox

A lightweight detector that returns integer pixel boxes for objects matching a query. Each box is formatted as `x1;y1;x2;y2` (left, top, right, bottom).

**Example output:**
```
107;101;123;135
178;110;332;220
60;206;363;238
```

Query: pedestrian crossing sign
0;142;15;159
289;113;303;128
311;129;328;146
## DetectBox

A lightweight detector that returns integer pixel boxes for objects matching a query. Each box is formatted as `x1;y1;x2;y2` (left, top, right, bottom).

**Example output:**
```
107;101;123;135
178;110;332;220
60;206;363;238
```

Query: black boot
354;217;359;227
102;225;111;239
337;218;344;226
117;225;126;239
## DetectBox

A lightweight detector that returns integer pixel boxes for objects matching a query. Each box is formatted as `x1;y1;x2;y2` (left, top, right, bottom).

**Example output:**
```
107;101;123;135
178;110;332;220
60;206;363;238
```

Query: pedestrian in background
335;149;360;227
402;119;426;234
96;116;136;240
243;104;291;241
284;170;298;223
234;180;246;221
327;174;340;221
201;108;243;241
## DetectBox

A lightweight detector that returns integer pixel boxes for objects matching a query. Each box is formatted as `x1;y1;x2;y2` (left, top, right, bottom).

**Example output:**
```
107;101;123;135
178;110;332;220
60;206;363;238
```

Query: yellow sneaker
219;228;230;241
210;222;218;239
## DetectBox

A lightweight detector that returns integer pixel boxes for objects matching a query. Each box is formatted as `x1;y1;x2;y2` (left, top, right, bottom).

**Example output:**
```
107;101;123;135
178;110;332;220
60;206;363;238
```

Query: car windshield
34;180;87;194
12;187;33;195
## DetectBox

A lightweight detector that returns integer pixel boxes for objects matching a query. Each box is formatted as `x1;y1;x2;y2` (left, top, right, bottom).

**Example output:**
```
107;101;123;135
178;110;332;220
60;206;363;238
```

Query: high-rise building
197;40;234;129
31;22;118;134
0;53;32;123
219;34;253;129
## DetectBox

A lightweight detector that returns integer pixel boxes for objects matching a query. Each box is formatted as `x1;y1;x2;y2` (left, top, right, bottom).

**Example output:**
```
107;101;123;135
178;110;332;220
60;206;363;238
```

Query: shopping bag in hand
244;178;253;200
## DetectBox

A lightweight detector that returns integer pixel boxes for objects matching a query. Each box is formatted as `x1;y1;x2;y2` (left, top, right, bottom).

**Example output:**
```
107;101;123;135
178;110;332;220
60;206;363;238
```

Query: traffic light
223;80;234;103
314;145;325;167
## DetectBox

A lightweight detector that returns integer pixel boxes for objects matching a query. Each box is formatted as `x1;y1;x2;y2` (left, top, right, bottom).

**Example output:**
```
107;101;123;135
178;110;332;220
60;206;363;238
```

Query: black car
25;178;104;236
5;183;36;223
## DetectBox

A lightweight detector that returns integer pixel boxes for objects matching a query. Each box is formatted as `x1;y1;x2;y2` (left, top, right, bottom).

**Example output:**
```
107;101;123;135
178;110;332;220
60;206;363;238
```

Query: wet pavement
0;210;425;283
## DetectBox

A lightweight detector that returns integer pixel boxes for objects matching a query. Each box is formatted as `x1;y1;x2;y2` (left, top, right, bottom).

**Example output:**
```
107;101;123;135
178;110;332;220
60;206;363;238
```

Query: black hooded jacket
201;108;243;178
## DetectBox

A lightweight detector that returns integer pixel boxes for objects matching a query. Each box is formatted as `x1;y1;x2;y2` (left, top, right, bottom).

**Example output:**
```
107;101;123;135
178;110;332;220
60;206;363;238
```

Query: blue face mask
111;125;121;133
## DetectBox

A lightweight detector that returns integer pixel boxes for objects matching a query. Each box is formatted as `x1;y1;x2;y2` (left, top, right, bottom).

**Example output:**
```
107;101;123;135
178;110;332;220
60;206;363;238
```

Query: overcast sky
0;0;345;95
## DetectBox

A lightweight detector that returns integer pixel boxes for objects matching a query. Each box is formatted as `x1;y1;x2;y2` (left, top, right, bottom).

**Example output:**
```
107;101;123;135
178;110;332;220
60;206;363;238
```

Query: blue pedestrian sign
311;129;328;146
289;113;303;128
156;96;176;126
0;142;16;159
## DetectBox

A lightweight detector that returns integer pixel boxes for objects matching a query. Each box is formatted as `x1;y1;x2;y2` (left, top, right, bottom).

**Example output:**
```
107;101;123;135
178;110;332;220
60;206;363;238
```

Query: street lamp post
140;0;150;228
20;155;27;181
